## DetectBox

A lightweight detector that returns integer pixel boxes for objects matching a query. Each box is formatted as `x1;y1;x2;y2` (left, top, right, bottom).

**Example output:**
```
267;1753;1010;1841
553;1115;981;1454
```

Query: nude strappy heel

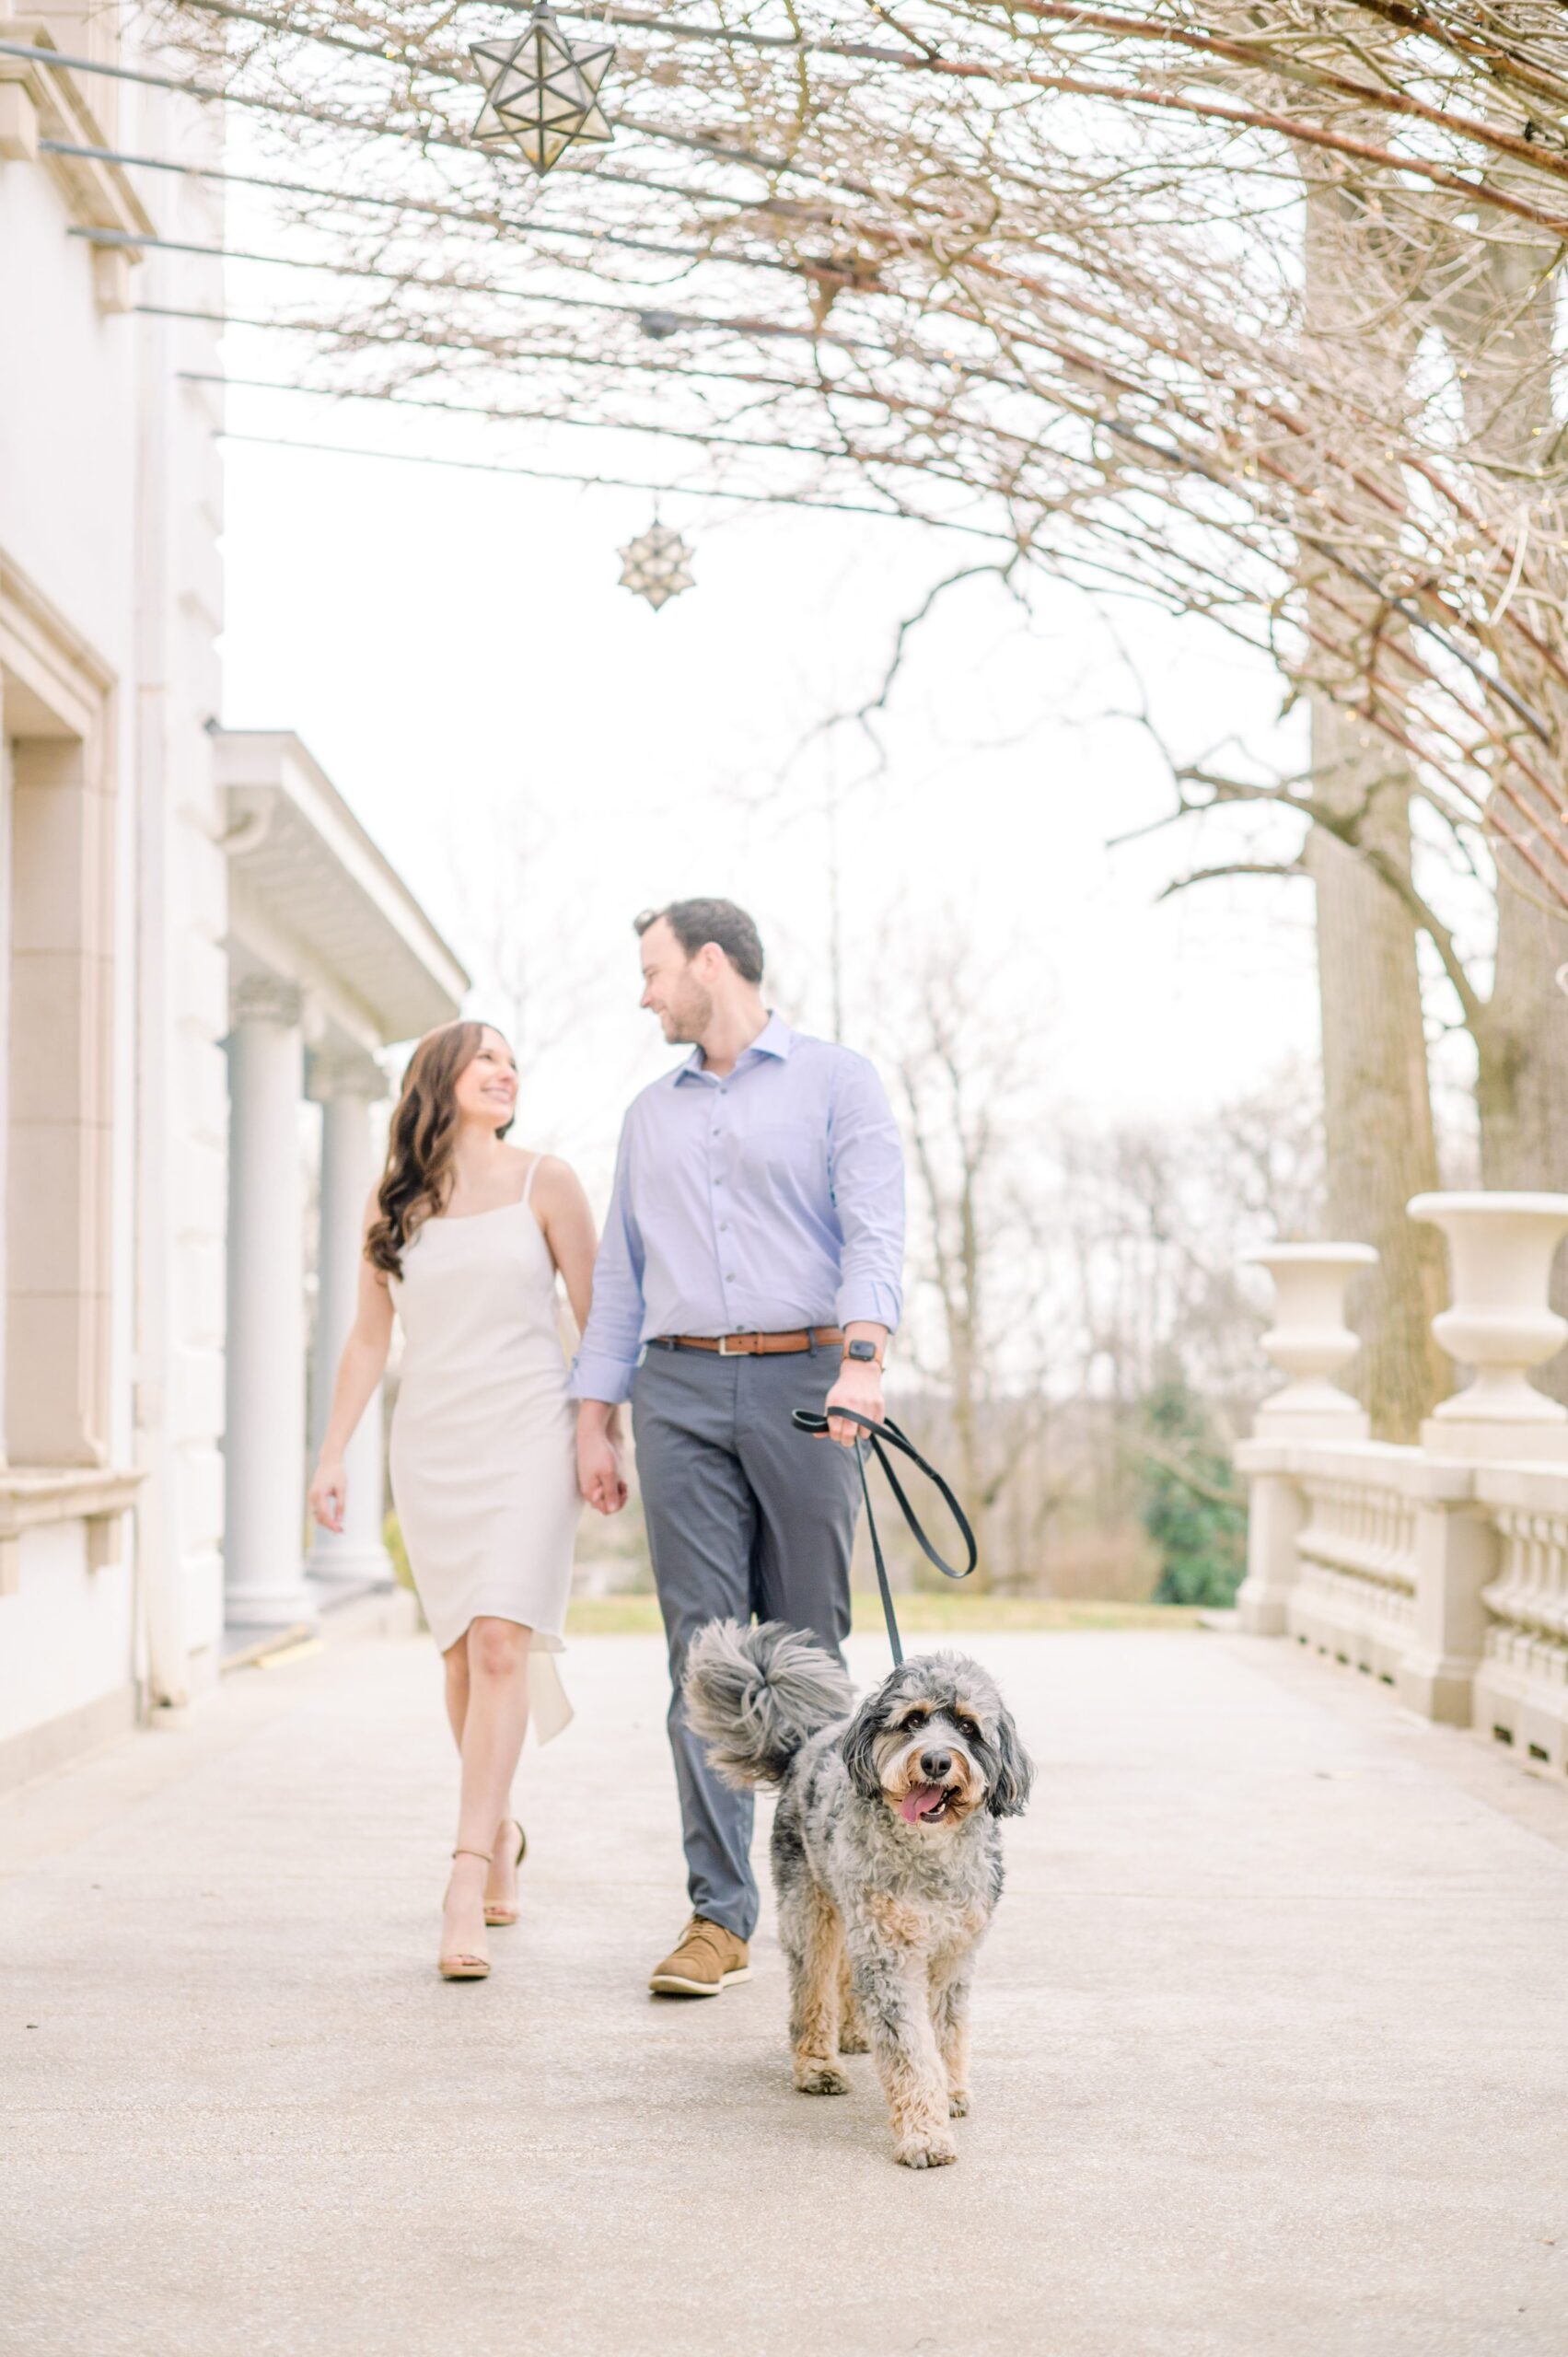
484;1819;528;1928
439;1846;493;1980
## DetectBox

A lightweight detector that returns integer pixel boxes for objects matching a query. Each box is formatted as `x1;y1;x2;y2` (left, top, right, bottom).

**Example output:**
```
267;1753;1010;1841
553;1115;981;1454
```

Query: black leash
791;1407;978;1666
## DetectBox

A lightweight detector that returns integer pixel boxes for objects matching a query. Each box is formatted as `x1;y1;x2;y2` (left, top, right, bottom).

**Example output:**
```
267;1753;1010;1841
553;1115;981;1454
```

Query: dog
683;1620;1032;2169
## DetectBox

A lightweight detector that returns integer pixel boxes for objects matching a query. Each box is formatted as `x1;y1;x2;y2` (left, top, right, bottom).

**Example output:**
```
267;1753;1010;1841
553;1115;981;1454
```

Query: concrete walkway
4;1624;1568;2357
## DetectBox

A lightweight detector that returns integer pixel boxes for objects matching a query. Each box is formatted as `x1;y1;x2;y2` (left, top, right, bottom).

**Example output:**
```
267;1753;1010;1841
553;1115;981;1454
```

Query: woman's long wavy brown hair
366;1020;514;1279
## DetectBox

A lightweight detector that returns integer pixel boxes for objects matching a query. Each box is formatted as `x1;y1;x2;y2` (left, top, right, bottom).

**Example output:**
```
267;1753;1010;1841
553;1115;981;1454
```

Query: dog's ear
987;1703;1034;1817
840;1691;888;1804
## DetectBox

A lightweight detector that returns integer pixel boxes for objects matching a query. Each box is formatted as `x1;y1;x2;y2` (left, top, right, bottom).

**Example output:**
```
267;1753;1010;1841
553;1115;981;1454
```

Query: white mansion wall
0;13;226;1767
136;187;229;1690
1;18;465;1790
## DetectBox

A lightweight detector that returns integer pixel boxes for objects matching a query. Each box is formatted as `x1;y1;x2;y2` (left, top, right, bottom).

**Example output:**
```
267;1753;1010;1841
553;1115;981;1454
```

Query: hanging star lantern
470;6;615;176
618;519;695;610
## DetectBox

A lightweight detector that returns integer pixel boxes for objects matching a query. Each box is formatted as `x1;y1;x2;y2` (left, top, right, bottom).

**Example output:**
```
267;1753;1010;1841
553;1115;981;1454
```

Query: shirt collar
749;1012;795;1062
674;1010;795;1084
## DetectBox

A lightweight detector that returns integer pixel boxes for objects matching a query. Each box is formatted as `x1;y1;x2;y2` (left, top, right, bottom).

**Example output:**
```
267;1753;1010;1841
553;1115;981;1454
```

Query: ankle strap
452;1846;494;1864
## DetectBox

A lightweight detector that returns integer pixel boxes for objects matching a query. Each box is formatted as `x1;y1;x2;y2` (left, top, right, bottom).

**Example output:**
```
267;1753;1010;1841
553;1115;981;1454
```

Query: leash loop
790;1407;978;1666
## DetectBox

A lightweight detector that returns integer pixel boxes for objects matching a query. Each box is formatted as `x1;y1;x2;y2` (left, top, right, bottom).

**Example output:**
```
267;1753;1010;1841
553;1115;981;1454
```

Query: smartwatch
843;1338;882;1365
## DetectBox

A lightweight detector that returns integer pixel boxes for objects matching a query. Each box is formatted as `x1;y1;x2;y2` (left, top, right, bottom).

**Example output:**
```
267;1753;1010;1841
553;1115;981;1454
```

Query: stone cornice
216;730;470;1046
0;26;155;250
0;1465;145;1595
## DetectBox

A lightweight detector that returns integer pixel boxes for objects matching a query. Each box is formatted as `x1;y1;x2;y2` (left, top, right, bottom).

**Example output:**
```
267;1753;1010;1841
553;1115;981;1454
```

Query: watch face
847;1340;877;1362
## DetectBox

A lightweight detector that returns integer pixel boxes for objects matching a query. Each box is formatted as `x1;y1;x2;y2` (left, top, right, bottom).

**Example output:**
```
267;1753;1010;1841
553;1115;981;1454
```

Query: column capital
308;1048;387;1105
231;973;303;1028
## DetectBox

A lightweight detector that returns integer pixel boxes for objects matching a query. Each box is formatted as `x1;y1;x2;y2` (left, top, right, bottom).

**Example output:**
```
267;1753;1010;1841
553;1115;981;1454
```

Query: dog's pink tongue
899;1784;946;1824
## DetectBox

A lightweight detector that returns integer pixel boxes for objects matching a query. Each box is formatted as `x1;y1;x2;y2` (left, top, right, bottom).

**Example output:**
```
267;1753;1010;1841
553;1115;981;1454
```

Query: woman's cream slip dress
389;1154;576;1741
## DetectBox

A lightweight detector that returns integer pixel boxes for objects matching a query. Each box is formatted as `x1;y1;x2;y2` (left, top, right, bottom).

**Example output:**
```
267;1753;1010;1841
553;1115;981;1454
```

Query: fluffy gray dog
683;1620;1032;2170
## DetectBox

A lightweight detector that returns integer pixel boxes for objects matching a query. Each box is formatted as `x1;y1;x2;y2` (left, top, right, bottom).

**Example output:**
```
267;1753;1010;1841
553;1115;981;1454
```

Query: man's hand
576;1403;630;1515
823;1350;885;1449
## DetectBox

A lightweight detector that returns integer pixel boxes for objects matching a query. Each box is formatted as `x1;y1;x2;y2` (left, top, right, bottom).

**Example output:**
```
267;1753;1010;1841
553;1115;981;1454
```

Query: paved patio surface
3;1622;1567;2357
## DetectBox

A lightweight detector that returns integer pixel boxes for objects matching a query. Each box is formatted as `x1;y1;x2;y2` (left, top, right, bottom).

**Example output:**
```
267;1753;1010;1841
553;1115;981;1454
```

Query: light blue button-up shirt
571;1014;905;1405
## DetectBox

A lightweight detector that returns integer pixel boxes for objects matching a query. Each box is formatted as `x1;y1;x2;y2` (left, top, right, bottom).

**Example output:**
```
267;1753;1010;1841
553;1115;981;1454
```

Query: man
574;898;904;1998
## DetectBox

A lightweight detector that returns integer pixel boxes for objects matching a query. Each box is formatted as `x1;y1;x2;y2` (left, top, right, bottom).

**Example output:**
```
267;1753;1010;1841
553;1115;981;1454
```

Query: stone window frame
0;549;122;1514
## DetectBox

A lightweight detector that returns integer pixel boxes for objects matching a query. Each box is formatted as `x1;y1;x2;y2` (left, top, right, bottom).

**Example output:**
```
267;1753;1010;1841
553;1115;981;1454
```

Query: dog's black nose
920;1748;952;1782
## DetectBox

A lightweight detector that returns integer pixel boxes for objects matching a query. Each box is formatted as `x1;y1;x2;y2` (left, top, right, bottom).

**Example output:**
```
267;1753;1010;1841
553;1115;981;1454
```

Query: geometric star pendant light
618;517;695;609
470;6;615;175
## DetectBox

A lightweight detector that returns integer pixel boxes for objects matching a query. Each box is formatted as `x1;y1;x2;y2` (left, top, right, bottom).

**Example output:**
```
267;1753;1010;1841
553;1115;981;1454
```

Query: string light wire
215;427;1017;540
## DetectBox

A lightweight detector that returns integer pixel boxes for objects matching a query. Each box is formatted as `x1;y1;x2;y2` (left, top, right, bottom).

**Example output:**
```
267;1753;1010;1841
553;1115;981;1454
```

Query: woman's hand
308;1457;347;1533
576;1412;629;1516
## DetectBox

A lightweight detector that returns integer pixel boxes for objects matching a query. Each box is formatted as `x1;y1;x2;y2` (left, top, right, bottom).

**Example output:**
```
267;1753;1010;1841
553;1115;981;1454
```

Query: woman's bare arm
308;1190;395;1533
530;1155;601;1340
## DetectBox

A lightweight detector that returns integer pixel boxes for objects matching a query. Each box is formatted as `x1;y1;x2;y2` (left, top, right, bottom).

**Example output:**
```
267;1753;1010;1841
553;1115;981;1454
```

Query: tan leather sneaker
648;1915;751;1997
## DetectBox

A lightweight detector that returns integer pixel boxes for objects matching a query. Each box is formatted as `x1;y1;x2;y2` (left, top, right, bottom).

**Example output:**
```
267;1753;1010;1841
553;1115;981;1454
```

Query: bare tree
869;926;1064;1589
453;793;632;1172
1295;179;1447;1438
117;0;1568;1423
866;904;1323;1592
145;0;1568;905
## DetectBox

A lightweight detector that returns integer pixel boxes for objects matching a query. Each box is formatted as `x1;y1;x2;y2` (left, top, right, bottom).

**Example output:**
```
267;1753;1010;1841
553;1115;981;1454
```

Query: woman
308;1021;622;1980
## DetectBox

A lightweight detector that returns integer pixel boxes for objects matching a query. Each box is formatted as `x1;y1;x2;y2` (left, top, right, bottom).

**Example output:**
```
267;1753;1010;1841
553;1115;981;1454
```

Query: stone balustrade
1236;1192;1568;1774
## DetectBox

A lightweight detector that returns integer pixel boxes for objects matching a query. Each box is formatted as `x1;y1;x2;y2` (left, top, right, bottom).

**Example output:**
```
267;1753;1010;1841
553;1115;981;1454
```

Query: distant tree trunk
1444;236;1568;1395
1299;180;1447;1439
1302;702;1447;1438
1478;869;1568;1195
1475;849;1568;1402
886;944;1074;1594
895;988;999;1593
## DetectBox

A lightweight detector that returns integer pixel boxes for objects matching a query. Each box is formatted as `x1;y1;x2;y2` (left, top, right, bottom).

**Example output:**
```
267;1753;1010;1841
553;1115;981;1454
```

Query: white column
224;976;312;1628
307;1052;392;1589
0;678;11;1466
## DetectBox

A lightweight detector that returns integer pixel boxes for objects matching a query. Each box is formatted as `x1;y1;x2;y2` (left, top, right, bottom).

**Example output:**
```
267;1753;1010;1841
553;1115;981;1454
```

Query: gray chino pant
632;1338;862;1941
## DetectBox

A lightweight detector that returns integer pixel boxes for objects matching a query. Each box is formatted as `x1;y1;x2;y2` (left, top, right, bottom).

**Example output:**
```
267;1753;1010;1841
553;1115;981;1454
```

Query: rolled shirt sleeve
569;1118;646;1404
828;1051;905;1333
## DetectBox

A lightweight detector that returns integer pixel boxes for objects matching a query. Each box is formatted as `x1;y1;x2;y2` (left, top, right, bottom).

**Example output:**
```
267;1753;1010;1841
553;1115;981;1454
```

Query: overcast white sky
219;411;1321;1195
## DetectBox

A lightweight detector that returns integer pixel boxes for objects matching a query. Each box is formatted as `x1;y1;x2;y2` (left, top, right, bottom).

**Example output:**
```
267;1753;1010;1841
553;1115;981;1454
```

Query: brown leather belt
651;1327;843;1357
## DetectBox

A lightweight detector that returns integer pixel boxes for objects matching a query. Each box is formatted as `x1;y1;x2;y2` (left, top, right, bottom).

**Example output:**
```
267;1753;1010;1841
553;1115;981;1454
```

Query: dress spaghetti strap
520;1152;542;1211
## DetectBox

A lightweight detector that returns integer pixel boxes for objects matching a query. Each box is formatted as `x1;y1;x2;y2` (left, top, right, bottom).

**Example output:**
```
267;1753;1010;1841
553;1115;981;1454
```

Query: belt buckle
716;1334;745;1356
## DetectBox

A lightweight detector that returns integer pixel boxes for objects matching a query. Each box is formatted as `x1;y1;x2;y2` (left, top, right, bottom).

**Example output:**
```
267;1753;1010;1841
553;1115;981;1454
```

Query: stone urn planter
1243;1242;1377;1440
1410;1191;1568;1459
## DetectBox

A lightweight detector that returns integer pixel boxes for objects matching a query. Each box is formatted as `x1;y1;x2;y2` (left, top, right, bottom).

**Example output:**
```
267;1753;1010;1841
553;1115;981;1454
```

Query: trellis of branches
100;0;1568;916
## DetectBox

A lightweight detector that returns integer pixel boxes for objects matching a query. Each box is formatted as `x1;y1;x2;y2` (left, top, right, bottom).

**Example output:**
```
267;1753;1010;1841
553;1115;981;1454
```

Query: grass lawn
565;1592;1202;1637
389;1520;1202;1639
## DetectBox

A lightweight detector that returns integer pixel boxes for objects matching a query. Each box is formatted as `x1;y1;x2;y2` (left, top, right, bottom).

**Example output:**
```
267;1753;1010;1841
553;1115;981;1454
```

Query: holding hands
577;1405;629;1515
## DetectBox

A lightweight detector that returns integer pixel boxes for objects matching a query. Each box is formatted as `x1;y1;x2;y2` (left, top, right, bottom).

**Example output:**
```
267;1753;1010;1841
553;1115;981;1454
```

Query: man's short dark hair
634;898;764;984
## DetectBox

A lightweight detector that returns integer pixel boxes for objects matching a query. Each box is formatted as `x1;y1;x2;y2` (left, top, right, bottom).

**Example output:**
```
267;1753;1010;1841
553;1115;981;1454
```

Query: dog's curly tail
682;1620;855;1789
